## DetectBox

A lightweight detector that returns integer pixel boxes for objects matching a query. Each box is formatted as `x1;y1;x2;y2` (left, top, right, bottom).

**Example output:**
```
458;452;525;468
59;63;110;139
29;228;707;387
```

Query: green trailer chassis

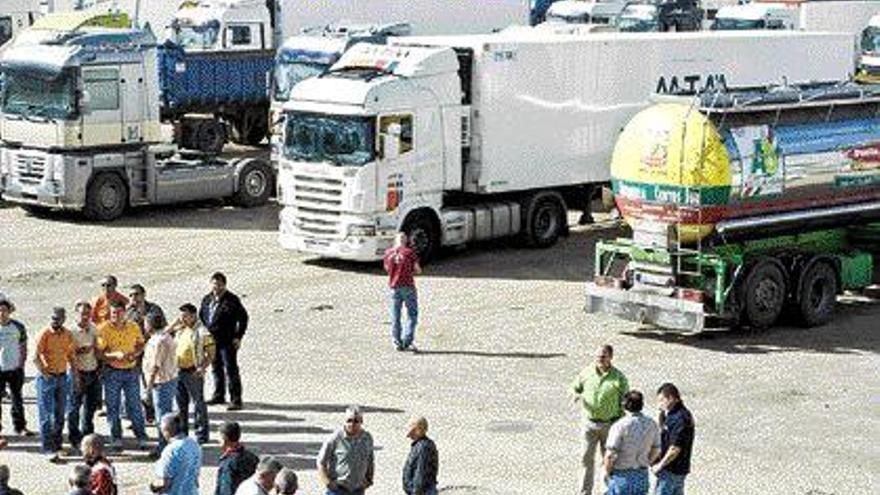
585;228;875;332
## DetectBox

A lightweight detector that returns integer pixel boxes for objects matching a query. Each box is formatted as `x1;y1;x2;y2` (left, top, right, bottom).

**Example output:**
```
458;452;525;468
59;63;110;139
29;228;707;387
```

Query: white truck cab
859;14;880;82
711;3;796;30
169;0;273;51
0;0;41;48
544;0;627;25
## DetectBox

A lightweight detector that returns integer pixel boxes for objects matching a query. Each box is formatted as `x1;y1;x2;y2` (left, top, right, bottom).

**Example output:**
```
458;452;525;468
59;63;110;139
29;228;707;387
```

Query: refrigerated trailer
276;30;855;261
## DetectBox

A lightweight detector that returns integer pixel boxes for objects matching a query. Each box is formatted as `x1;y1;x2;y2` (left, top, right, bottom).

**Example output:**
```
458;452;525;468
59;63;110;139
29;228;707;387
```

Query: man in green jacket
571;344;629;495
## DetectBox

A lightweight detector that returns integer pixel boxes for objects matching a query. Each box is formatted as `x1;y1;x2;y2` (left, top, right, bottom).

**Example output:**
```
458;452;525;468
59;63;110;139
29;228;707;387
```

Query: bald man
402;416;439;495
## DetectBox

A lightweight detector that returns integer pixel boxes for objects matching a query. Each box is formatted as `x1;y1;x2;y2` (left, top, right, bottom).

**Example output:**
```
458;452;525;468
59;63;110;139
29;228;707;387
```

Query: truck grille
291;175;345;237
14;154;48;184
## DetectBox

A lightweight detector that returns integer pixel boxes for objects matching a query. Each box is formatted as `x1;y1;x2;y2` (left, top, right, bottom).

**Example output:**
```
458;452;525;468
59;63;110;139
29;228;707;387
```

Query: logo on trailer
655;74;728;94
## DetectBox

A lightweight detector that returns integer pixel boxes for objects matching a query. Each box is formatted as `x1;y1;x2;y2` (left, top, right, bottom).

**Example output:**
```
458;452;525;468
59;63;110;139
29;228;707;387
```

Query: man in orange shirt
91;275;129;325
97;300;148;451
34;307;77;462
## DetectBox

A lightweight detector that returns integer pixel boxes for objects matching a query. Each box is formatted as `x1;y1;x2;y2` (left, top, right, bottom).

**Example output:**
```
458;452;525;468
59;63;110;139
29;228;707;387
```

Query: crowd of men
572;345;696;495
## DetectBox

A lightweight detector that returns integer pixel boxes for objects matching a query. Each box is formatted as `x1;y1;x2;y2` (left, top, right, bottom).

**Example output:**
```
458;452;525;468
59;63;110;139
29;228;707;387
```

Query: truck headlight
347;224;376;237
52;156;65;181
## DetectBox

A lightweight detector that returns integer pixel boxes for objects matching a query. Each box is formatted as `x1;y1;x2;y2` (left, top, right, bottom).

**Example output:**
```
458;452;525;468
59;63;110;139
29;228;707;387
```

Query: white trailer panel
461;31;855;193
797;0;880;35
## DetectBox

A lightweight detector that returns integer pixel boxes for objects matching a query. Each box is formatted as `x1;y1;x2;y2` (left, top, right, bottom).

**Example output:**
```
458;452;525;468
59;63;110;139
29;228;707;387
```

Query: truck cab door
119;63;146;145
376;113;418;219
80;67;124;147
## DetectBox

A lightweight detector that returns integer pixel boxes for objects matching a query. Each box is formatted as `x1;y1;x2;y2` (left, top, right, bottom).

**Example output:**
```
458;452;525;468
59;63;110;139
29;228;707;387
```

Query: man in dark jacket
199;272;248;411
402;416;438;495
215;421;259;495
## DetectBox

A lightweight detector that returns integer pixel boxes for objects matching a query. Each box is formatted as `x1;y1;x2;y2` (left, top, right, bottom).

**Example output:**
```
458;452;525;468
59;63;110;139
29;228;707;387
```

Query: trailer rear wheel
84;173;126;221
197;119;226;154
402;211;440;263
233;160;272;207
797;261;838;327
739;259;786;330
523;192;566;248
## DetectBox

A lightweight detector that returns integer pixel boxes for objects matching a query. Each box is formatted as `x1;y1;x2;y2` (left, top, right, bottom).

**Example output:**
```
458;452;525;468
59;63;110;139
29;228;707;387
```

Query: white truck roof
716;3;791;20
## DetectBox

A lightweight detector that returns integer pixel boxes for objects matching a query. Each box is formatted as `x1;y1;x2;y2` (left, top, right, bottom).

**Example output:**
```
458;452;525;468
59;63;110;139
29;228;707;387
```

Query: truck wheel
84;173;126;221
403;212;440;263
197;120;226;153
797;261;838;327
739;259;786;330
523;193;566;248
234;109;268;146
233;160;272;207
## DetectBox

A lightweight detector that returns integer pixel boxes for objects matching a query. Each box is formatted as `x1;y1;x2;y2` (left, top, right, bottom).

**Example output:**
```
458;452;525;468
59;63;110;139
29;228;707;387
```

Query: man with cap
171;303;214;444
0;298;33;443
34;306;77;461
91;275;129;325
96;299;149;450
317;405;375;494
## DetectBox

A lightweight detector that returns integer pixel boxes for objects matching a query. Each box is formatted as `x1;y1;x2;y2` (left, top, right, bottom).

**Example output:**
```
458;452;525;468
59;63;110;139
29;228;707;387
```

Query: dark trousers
211;345;242;405
67;369;101;448
0;368;26;432
177;370;209;442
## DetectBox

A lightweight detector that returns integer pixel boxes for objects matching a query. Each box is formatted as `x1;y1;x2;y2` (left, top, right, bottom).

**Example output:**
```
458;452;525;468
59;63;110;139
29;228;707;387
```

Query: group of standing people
572;345;696;495
0;271;249;462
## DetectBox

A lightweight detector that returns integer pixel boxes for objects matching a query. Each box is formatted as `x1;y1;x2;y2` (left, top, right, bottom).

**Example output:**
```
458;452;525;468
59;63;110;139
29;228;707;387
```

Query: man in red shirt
90;276;129;325
383;232;422;352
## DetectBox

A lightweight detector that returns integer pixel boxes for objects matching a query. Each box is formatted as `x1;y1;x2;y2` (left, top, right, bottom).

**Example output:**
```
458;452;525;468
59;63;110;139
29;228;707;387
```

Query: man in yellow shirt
34;307;76;462
96;300;148;450
171;303;215;444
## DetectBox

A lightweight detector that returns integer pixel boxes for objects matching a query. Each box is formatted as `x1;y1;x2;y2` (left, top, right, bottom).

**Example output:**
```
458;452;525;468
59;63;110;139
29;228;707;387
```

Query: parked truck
543;0;627;25
712;0;880;32
275;30;855;261
857;14;880;82
585;82;880;332
0;20;273;220
0;0;41;48
616;0;703;32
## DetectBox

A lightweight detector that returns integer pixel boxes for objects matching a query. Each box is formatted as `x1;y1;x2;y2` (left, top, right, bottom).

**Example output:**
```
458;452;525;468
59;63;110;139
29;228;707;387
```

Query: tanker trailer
585;82;880;332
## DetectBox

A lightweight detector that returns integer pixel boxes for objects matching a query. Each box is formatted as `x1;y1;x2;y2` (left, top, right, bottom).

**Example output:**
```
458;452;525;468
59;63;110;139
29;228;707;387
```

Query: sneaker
395;344;405;351
206;398;226;406
14;428;35;437
226;403;243;411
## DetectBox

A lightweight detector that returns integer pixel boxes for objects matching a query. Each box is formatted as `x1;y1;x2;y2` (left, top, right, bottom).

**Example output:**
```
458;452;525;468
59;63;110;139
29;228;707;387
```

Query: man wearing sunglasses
317;406;375;495
90;276;129;325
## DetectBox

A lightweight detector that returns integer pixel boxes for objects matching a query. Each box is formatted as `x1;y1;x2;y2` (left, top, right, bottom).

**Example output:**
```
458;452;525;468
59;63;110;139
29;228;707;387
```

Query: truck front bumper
1;177;82;210
279;231;393;262
585;282;706;332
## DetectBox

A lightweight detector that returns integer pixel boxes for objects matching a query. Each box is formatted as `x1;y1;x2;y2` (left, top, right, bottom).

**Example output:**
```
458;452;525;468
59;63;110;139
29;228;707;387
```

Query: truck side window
83;68;120;111
227;25;252;46
379;114;414;155
0;17;12;46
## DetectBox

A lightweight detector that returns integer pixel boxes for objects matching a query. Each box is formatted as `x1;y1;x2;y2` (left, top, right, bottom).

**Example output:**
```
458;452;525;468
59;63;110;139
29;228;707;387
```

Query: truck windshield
711;18;765;30
861;26;880;54
274;61;327;102
1;68;77;120
284;112;376;166
0;17;13;46
172;24;219;50
617;16;657;32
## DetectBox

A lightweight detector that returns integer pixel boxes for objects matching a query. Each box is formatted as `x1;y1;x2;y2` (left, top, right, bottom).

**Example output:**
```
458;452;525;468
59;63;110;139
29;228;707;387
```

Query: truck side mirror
381;123;402;161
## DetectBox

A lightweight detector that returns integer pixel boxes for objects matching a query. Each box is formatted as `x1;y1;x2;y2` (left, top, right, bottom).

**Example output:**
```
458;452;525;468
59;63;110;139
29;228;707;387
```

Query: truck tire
522;192;566;248
739;259;786;330
233;160;272;207
402;211;440;263
84;173;127;221
797;261;838;327
197;119;226;154
233;108;268;146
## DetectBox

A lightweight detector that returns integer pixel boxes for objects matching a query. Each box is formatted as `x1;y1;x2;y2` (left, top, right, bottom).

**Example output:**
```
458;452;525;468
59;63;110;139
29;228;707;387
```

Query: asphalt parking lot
0;203;878;495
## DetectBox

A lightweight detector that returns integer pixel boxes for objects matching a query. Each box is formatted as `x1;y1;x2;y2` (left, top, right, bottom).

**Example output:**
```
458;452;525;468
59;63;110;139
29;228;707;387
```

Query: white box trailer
277;30;855;261
797;0;880;34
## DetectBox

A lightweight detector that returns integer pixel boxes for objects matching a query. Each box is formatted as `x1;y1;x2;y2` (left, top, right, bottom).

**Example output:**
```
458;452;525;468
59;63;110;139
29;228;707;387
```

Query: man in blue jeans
142;313;178;457
67;301;101;455
383;232;422;352
96;300;149;451
652;383;695;495
34;307;77;462
603;390;661;495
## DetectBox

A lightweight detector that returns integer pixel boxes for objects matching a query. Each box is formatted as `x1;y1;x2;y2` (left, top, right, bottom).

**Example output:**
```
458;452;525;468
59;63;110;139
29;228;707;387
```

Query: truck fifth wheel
585;82;880;332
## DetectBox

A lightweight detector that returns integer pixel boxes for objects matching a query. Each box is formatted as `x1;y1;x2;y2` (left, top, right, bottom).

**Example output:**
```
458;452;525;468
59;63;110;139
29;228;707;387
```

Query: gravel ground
0;203;878;495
